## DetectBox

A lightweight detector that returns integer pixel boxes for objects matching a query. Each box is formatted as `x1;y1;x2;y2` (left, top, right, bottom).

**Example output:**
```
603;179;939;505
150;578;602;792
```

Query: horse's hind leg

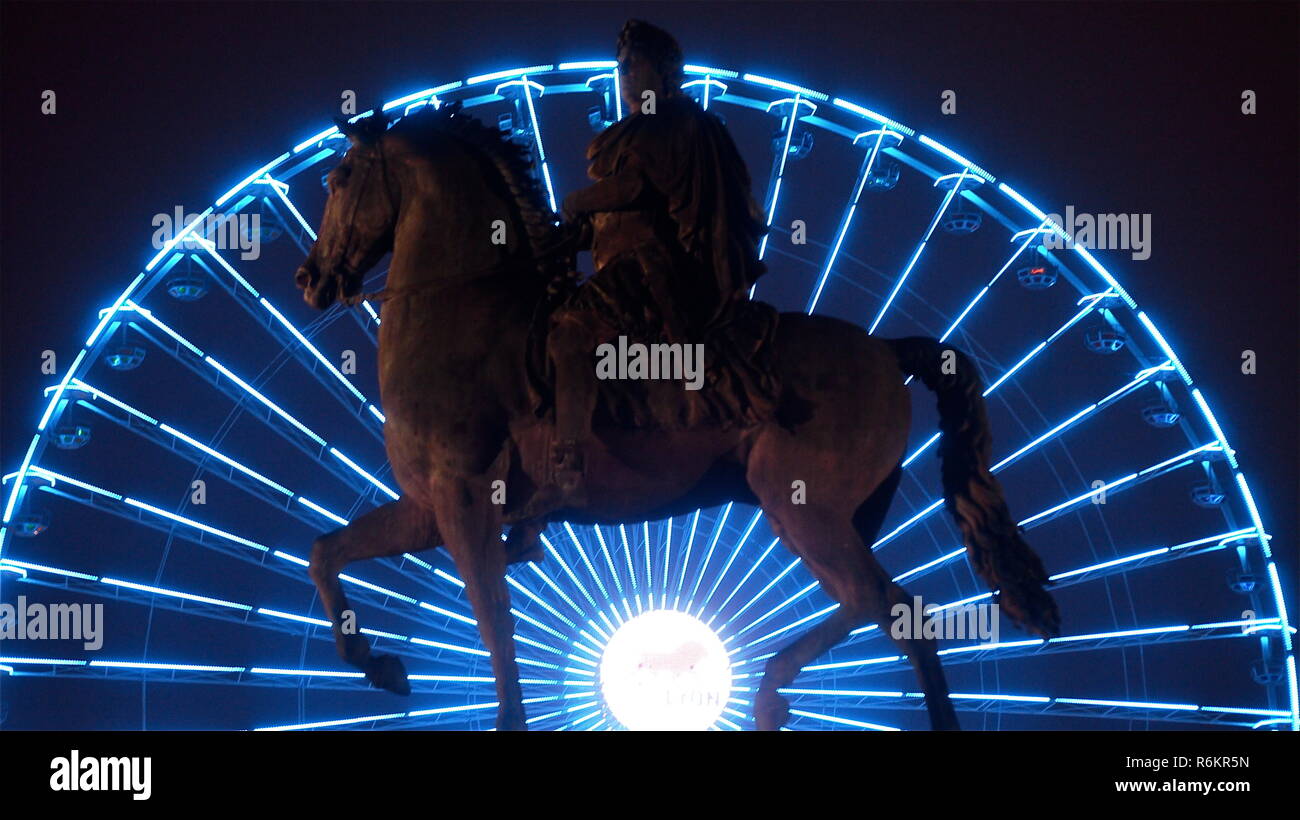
749;505;888;731
752;468;959;731
853;469;959;731
752;587;872;731
308;496;439;695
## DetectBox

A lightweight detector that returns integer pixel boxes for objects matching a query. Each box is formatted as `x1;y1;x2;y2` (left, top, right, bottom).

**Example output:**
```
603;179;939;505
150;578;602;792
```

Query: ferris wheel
1;58;1294;732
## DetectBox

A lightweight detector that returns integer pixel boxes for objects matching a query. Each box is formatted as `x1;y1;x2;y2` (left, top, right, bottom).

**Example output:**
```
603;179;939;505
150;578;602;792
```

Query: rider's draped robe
584;95;769;330
565;94;780;429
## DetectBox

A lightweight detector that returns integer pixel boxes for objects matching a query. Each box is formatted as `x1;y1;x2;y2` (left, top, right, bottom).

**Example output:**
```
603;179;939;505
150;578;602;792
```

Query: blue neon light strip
868;169;969;334
756;97;817;264
686;503;733;607
265;178;317;241
996;182;1137;308
124;496;269;553
674;509;702;606
1136;311;1192;385
27;466;123;501
381;82;462;112
806;130;897;314
697;510;763;615
788;709;898;731
123;302;204;356
466;65;554;86
831;98;914;136
684;64;739;79
215;153;291;207
743;74;828;101
41;277;144;432
559;60;617;71
1018;442;1219;528
839;611;1282;661
937;222;1045;342
1191;388;1239;470
293;125;340;154
1;435;40;526
14;468;468;627
571;523;614;601
193;238;259;296
519;77;559;212
882;436;1217;555
145;210;214;271
618;525;639;607
258;298;368;404
328;448;399;500
159;422;293;497
917;135;993;182
66;378;157;423
542;531;599;611
3;274;145;548
723;558;801;628
74;331;387;518
204;356;326;446
0;555;498;653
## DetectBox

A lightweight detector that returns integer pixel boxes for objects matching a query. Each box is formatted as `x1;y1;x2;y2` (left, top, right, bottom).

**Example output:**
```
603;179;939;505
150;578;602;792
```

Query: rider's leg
549;312;597;495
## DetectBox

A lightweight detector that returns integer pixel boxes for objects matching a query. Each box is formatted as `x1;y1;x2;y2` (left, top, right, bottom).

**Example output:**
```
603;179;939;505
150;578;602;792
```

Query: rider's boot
548;316;596;507
499;320;595;562
551;437;588;506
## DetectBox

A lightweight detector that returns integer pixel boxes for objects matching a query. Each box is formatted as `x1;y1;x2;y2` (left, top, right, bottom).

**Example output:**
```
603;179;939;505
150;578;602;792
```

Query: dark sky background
0;0;1296;731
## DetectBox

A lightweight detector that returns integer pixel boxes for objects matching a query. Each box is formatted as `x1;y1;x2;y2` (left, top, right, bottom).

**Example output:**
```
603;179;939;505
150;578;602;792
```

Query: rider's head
616;20;684;113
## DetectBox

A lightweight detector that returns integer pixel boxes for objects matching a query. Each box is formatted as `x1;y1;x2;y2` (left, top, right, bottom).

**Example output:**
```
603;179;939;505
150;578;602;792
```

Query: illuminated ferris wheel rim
0;58;1294;732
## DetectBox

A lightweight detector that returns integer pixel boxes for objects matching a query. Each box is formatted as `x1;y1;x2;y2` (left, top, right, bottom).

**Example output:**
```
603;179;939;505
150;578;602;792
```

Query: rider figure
549;19;769;501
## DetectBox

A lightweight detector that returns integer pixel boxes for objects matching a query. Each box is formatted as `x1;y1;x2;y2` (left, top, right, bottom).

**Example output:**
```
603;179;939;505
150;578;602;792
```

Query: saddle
526;245;781;435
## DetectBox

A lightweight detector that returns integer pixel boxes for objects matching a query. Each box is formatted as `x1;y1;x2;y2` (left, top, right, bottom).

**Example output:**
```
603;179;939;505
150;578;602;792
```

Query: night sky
0;1;1296;731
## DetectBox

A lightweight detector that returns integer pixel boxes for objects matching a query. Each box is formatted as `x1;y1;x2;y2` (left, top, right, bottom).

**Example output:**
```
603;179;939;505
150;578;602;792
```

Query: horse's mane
387;102;567;287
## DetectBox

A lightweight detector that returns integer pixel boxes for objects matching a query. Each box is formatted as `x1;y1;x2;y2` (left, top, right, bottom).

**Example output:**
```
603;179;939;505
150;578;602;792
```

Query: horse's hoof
496;711;528;731
366;653;411;696
754;690;789;731
338;630;371;667
930;705;962;731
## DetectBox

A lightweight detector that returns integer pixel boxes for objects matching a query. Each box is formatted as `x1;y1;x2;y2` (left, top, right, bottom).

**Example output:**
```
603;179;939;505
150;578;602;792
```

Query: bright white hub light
598;609;732;730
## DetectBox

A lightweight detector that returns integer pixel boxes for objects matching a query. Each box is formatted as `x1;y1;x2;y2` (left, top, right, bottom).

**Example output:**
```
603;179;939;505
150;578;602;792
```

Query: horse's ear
334;109;389;146
335;115;360;145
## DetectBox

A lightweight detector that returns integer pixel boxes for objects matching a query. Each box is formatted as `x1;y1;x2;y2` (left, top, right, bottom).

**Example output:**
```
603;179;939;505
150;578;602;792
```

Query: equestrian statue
294;20;1060;731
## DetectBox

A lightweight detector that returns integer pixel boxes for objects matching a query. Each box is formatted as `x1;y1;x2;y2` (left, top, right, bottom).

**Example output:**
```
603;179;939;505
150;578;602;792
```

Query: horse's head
296;110;398;310
298;101;562;312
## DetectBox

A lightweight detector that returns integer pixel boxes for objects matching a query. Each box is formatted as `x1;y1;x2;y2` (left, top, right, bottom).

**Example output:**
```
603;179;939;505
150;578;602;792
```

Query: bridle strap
334;135;400;297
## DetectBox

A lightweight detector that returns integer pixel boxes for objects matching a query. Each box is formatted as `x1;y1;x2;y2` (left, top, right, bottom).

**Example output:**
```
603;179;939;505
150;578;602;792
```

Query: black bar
3;730;1290;807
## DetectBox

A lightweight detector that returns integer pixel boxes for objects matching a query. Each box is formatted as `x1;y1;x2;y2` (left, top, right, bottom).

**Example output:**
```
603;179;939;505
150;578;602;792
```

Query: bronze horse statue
295;104;1060;731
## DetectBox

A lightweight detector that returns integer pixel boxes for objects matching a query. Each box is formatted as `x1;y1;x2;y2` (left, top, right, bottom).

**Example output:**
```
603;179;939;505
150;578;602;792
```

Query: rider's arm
561;155;647;220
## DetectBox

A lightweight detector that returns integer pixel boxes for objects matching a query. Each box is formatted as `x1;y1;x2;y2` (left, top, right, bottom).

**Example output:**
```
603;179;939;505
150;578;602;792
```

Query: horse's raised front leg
308;496;440;695
433;476;527;730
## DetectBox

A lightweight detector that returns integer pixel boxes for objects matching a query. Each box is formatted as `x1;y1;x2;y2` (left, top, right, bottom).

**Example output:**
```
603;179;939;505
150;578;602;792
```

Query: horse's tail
887;336;1061;638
